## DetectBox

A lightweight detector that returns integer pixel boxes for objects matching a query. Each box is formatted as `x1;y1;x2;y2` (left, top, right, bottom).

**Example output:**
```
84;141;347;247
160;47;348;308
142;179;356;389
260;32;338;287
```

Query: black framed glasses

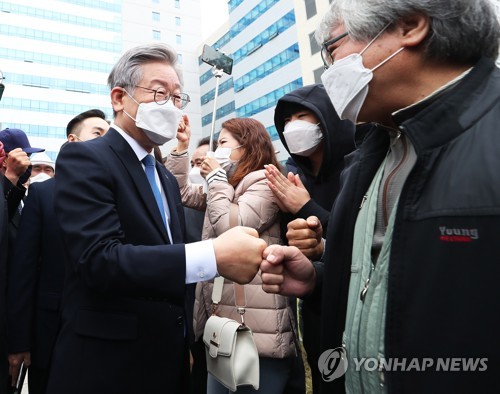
134;85;190;109
320;32;348;70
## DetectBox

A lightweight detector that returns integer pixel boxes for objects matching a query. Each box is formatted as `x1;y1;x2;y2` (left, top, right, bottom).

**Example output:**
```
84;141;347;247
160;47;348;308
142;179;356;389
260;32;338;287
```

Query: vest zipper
382;131;408;226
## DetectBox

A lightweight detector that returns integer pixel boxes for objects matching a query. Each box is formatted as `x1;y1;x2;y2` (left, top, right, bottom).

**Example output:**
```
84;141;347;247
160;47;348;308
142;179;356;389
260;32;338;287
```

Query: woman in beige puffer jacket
167;118;301;393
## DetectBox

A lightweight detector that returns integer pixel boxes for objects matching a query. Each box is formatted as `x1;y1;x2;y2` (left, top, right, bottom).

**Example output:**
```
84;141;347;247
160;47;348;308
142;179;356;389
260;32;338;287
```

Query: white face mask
123;90;183;145
214;146;241;177
188;166;205;184
30;172;52;184
283;120;323;157
321;26;404;123
213;146;241;165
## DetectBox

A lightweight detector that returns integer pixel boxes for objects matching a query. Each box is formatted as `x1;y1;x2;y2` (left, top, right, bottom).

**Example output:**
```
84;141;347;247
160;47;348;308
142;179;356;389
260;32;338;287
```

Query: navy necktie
142;154;167;228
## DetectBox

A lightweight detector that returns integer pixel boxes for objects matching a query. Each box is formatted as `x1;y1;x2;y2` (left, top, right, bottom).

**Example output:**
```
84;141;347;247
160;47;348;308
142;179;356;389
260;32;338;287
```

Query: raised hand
264;164;311;213
4;148;30;185
175;114;191;152
200;155;221;179
286;216;324;260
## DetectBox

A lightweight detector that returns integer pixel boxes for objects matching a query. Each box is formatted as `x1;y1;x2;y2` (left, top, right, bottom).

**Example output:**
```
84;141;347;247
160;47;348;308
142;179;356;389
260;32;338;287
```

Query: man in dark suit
6;109;109;394
48;43;265;394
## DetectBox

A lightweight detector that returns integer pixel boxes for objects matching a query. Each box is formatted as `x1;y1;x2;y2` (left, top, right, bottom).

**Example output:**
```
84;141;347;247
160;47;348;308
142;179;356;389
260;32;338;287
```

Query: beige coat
166;153;297;358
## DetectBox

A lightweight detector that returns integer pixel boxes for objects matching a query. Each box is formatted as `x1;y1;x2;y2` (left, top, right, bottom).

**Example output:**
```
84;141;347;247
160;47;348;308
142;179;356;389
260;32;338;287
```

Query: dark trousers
28;366;50;394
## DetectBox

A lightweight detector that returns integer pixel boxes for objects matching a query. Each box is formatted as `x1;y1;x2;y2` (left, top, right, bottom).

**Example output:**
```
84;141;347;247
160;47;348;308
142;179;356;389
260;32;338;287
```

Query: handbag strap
210;204;247;325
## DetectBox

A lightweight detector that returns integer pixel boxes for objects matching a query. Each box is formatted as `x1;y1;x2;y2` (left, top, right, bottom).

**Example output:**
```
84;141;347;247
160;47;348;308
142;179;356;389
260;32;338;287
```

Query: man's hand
4;148;30;185
261;245;316;297
175;114;191;152
213;226;267;284
287;216;324;260
264;164;311;214
8;352;30;386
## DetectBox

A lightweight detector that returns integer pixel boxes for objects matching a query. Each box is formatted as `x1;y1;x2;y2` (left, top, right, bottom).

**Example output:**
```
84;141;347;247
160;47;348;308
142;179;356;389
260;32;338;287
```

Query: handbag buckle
237;307;246;326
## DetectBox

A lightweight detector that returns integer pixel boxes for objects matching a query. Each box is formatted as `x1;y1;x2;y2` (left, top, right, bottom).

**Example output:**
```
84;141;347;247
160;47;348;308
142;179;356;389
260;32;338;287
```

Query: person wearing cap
29;152;55;181
0;128;44;217
5;110;108;394
0;128;44;392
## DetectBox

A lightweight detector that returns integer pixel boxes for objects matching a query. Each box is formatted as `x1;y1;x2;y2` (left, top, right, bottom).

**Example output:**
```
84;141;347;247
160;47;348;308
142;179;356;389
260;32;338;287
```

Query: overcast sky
200;0;229;40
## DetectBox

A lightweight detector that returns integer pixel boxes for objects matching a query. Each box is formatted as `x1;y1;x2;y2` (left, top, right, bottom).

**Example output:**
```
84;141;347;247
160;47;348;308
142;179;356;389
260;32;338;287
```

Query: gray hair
107;43;184;93
316;0;500;64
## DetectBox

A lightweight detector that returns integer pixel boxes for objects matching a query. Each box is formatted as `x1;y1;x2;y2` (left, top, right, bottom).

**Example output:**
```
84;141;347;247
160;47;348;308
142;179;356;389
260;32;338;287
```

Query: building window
313;67;323;84
153;30;161;40
305;0;317;19
175;16;181;26
177;53;183;64
176;34;182;44
153;0;159;3
309;32;320;55
152;12;160;22
174;0;180;8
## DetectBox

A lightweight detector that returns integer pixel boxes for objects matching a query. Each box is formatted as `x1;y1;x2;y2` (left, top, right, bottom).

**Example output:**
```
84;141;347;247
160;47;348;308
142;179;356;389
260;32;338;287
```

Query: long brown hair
221;118;282;187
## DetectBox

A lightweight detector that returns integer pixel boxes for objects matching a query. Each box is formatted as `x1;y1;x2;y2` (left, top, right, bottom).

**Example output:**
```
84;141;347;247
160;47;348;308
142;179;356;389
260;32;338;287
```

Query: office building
0;0;204;158
199;0;302;161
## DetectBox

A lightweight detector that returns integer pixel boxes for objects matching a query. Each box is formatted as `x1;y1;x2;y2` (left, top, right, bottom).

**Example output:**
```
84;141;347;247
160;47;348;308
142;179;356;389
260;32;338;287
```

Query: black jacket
7;179;64;370
274;84;355;229
313;57;500;393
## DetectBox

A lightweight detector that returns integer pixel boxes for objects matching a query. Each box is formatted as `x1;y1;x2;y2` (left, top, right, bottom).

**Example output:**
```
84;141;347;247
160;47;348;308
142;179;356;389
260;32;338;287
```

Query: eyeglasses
134;85;191;109
320;32;348;70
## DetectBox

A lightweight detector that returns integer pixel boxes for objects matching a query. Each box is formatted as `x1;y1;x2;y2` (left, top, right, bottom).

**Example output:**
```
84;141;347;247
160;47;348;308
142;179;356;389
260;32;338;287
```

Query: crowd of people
0;0;499;393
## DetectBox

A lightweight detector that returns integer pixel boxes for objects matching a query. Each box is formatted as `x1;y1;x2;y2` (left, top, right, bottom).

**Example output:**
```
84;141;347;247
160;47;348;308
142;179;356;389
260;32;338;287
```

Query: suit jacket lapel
106;129;170;243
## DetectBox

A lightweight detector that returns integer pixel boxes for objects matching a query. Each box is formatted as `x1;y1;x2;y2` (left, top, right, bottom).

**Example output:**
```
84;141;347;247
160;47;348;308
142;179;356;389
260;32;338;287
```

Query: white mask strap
371;47;405;72
359;23;391;55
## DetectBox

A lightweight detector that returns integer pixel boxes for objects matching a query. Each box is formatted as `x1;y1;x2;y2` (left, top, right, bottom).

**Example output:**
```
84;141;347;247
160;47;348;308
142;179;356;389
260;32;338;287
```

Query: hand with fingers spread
261;244;316;297
286;216;324;260
175;114;191;152
264;164;311;213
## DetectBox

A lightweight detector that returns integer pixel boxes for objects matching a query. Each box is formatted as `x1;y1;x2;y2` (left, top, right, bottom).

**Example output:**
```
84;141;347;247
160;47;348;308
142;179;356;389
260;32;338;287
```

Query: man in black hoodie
265;83;355;392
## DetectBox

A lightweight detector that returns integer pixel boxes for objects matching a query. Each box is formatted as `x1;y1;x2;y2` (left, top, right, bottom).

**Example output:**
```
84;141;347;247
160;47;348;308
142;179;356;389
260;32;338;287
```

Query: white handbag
203;276;260;391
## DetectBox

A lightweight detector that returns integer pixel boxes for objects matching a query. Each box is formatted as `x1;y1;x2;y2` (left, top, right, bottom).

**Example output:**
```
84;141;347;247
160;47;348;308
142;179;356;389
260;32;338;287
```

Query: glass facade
0;25;121;52
0;1;121;146
305;0;317;19
0;48;114;73
236;78;302;118
228;0;244;13
0;2;121;31
1;97;110;118
201;78;234;105
233;44;299;92
199;0;280;66
57;0;121;12
5;72;109;95
200;10;295;85
201;101;236;126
